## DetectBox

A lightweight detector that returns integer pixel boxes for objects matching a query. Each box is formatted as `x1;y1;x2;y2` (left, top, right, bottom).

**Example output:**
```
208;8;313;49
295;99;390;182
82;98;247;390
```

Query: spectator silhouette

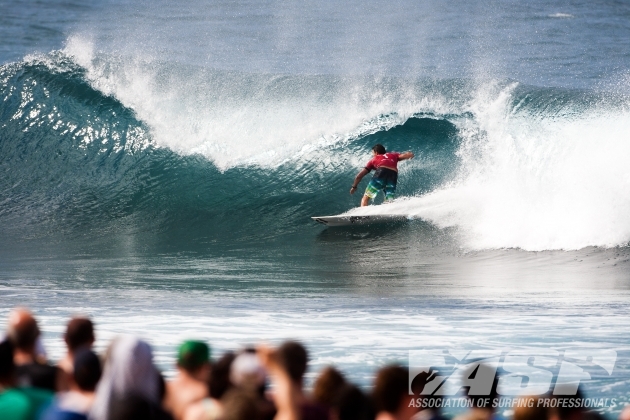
258;341;328;420
164;340;212;420
312;366;347;410
58;318;95;376
183;351;236;420
42;348;102;420
90;336;172;420
372;365;419;420
6;308;60;392
0;339;53;420
333;383;374;420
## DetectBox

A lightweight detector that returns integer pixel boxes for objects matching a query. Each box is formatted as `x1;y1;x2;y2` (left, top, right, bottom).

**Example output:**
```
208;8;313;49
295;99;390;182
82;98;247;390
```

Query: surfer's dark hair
372;144;386;154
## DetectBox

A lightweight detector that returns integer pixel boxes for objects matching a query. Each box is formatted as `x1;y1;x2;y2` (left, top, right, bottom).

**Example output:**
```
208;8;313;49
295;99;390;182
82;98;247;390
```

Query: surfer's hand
350;186;357;194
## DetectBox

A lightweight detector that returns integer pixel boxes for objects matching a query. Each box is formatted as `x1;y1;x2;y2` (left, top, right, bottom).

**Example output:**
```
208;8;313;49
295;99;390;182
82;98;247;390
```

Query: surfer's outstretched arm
350;168;370;194
399;151;415;160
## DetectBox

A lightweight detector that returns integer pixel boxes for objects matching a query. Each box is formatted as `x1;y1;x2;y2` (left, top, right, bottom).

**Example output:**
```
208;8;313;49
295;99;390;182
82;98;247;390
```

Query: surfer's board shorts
364;167;398;201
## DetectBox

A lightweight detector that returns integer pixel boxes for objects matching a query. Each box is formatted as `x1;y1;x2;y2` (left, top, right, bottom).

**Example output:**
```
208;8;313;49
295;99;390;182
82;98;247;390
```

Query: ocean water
1;0;630;417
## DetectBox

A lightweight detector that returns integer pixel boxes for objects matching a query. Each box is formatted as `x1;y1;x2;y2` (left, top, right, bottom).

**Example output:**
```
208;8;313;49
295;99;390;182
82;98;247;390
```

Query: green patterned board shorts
365;168;398;201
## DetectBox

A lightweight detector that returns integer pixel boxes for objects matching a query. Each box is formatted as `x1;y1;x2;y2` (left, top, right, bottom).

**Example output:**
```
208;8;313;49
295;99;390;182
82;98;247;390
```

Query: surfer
350;144;414;206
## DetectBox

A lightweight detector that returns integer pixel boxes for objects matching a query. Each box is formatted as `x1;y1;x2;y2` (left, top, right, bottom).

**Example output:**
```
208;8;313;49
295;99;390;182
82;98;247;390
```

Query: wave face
2;46;630;251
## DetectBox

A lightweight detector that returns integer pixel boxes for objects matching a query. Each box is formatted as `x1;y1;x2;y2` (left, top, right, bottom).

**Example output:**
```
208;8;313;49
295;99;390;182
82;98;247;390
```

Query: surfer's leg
384;180;397;202
383;174;398;201
363;178;382;206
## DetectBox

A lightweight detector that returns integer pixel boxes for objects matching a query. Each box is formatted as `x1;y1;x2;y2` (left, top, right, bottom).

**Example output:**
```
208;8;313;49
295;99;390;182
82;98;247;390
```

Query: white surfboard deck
311;214;407;227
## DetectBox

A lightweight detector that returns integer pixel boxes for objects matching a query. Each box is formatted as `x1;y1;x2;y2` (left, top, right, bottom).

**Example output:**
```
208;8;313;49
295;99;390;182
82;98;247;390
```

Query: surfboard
311;214;407;227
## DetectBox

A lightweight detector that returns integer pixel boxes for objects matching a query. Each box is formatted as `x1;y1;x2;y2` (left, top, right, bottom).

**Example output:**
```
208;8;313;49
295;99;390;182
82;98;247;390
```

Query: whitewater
2;0;630;417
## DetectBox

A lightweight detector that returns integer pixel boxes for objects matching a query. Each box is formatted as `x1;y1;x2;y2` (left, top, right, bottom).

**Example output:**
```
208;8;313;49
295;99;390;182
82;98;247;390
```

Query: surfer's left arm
399;151;415;160
350;168;370;194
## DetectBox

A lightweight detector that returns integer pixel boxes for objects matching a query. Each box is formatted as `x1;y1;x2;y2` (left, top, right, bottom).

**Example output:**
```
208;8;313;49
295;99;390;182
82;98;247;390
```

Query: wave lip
61;35;476;170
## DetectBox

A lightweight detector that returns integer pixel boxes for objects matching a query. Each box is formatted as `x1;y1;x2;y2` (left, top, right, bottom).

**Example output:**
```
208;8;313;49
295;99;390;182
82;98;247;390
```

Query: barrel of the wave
312;144;413;227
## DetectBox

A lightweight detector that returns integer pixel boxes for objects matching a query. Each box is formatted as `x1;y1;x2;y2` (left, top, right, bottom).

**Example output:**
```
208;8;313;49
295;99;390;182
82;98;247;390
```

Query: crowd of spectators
0;308;627;420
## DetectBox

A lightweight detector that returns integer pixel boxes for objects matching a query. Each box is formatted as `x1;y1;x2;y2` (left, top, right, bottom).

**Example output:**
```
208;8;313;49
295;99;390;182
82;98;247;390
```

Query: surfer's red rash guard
365;152;401;172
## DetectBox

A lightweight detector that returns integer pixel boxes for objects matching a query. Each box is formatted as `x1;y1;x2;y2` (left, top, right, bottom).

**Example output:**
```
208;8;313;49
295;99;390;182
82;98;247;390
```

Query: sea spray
62;36;463;170
352;83;630;250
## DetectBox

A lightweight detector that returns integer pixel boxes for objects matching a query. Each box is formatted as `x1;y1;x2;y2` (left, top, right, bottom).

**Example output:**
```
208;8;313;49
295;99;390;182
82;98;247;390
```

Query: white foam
548;13;574;19
62;36;454;171
350;83;630;251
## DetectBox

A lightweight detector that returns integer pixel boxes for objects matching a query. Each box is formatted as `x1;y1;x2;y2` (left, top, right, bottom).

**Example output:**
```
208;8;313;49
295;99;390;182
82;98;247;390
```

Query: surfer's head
372;144;386;155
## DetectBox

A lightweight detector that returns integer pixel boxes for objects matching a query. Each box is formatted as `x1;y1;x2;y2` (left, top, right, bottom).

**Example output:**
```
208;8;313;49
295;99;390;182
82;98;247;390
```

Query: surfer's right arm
350;168;370;194
399;151;415;160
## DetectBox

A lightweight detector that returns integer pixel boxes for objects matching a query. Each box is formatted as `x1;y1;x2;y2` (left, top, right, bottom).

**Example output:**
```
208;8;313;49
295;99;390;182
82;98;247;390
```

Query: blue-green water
2;1;630;417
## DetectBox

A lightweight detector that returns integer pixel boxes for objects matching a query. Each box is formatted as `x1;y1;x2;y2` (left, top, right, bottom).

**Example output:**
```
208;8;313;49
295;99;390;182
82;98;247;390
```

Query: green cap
177;340;210;370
